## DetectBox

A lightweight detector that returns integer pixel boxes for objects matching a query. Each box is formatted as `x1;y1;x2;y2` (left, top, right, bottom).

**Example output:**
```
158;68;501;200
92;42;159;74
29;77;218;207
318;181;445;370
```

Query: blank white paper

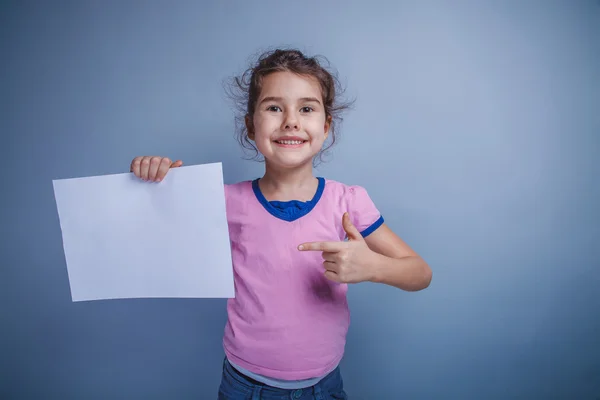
52;162;234;302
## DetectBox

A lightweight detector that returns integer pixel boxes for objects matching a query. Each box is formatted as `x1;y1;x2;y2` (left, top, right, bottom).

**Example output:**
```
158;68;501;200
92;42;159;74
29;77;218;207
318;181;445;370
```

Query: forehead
259;71;322;100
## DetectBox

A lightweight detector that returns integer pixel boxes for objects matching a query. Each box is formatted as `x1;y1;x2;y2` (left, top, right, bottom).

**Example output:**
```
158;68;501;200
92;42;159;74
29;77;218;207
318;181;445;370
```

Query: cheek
253;117;277;137
309;119;328;139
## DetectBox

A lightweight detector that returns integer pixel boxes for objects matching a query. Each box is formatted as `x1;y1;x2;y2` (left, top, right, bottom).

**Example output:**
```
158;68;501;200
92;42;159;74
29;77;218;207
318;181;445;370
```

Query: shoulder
224;180;253;196
322;177;382;235
323;178;373;203
223;180;255;207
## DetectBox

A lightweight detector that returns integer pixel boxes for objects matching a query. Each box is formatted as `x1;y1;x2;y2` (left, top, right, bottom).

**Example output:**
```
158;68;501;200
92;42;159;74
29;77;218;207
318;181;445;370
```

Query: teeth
277;140;304;145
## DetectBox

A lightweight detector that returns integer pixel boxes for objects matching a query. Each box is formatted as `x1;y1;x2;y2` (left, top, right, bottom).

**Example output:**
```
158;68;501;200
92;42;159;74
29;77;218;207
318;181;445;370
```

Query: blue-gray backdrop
2;1;599;399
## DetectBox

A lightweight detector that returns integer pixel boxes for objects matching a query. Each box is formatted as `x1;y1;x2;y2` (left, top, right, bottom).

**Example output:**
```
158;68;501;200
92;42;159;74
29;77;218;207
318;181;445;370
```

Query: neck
259;161;317;199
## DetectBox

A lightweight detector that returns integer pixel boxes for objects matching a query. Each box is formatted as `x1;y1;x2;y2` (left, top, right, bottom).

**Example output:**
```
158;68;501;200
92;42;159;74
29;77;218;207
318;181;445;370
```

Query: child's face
247;71;331;170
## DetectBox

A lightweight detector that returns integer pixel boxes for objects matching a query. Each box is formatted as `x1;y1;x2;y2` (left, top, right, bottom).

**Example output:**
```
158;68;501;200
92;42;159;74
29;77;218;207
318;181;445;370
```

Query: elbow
422;264;432;289
411;258;432;291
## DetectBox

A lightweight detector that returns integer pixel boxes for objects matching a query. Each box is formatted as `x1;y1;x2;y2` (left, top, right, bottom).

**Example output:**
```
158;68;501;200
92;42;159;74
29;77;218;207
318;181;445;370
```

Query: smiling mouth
275;139;308;145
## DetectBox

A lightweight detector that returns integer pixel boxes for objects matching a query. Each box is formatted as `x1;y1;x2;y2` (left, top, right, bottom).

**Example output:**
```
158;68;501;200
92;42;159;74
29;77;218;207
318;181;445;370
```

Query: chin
267;156;314;169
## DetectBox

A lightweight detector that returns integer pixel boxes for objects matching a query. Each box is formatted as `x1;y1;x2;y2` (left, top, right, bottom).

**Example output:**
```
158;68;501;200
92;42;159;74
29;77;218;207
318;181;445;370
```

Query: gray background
2;1;599;399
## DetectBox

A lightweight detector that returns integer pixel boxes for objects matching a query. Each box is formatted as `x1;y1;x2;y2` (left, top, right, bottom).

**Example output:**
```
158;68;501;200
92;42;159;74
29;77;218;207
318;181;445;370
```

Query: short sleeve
345;185;384;238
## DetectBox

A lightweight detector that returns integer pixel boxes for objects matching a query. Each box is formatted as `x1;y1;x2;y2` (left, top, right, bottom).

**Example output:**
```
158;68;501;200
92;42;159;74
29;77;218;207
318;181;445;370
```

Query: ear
324;115;332;141
245;114;255;140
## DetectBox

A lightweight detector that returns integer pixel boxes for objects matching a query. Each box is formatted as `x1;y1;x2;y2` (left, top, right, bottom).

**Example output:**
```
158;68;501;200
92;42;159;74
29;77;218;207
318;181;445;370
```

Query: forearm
369;252;432;291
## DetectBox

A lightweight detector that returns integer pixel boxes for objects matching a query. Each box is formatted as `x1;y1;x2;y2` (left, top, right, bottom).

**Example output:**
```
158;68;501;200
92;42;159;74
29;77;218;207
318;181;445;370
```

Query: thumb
343;212;362;241
171;160;183;168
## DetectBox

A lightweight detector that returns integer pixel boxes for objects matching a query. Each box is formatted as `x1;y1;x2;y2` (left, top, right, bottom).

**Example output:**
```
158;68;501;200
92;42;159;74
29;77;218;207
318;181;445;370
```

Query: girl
130;49;432;399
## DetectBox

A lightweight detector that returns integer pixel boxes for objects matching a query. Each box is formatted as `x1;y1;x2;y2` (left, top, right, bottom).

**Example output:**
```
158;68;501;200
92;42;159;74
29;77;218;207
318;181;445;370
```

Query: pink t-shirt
222;177;383;380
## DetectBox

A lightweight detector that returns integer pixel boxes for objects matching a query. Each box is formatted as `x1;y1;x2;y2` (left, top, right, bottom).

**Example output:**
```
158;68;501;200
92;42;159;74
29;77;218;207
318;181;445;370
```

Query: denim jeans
217;358;348;400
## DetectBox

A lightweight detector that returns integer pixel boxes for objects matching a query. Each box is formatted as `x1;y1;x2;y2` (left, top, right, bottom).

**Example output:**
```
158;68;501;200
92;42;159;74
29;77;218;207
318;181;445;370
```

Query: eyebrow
259;96;322;105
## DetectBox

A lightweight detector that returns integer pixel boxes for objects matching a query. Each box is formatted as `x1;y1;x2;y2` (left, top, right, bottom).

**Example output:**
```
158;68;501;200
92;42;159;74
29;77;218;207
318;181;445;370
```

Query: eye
267;105;281;112
300;106;314;113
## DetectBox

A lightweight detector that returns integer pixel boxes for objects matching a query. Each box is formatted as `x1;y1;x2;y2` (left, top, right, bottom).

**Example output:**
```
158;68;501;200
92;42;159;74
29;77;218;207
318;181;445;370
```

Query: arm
299;213;432;292
364;223;432;291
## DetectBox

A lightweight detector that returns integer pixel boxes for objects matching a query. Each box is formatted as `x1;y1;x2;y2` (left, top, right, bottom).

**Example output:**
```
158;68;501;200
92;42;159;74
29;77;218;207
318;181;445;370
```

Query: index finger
130;157;142;177
298;242;344;252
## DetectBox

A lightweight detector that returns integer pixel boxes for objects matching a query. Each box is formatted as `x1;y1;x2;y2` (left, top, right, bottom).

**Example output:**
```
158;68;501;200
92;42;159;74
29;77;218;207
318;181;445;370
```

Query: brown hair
225;48;353;165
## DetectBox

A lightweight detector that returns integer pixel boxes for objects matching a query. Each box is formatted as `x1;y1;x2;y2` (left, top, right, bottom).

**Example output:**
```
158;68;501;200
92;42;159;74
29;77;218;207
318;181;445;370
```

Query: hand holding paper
130;156;183;182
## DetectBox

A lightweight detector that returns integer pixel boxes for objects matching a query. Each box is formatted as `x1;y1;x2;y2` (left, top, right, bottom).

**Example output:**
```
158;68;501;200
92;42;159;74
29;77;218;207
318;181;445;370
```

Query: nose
282;111;300;131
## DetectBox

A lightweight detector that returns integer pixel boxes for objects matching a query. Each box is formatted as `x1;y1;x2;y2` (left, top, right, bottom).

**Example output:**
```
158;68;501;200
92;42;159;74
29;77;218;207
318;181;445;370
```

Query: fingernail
298;245;304;250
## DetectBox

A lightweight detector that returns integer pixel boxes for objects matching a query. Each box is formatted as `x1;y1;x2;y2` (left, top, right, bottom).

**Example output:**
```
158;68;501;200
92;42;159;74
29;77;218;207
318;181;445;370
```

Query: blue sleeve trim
360;215;384;238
